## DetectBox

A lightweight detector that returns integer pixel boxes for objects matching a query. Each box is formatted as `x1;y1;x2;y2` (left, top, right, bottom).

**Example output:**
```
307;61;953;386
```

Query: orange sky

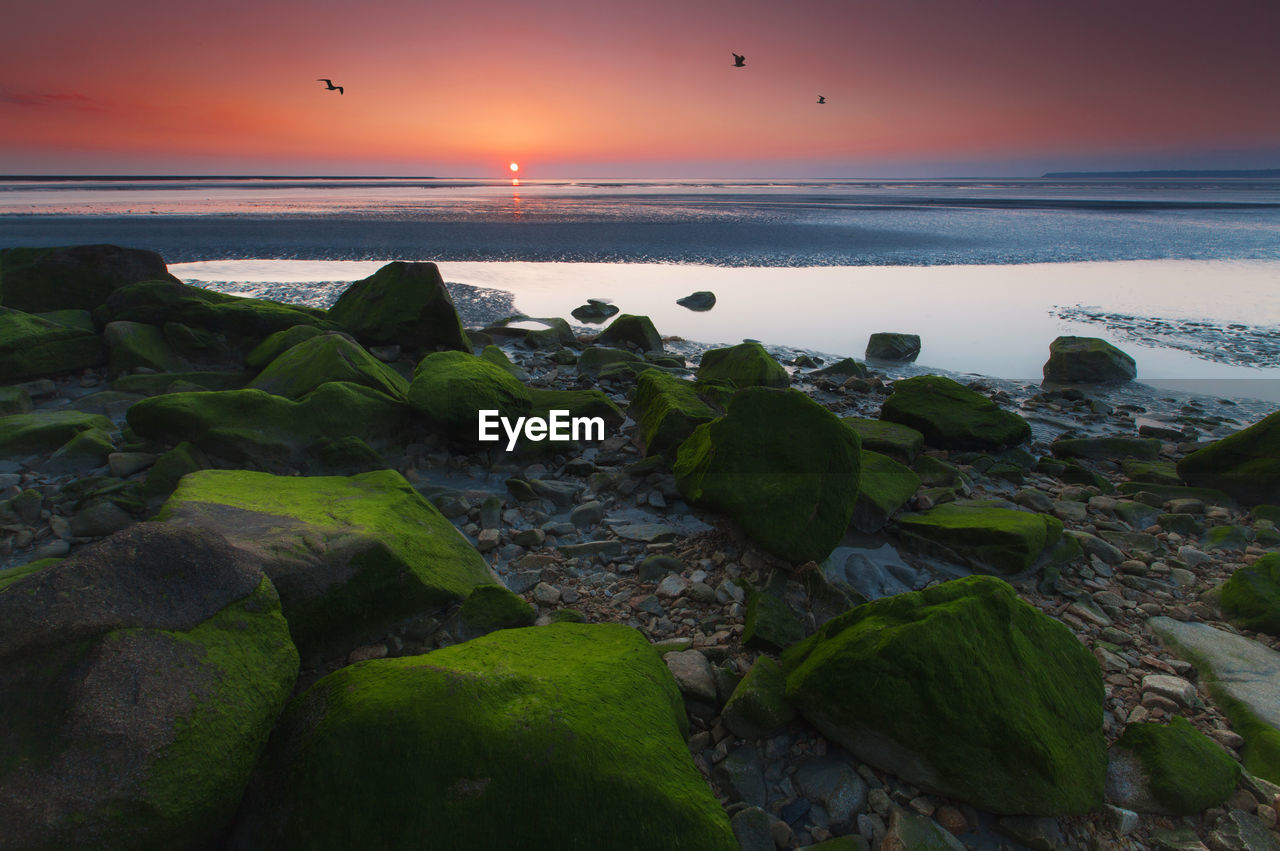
3;0;1279;176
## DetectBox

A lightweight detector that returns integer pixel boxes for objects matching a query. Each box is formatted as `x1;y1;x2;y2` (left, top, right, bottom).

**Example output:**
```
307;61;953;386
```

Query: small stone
664;649;718;704
1141;673;1198;707
108;451;157;478
532;582;561;605
935;805;968;835
656;573;690;599
476;528;500;552
347;643;388;664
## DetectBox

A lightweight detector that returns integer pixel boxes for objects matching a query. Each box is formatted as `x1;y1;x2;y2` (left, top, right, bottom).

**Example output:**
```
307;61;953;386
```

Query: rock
717;743;768;808
249;332;408;400
696;341;788;389
327;261;470;351
108;450;157;478
842;417;924;465
0;409;114;460
1052;436;1162;462
639;555;684;581
157;469;496;653
597;313;663;352
69;498;135;537
0;523;298;849
1204;525;1253;552
0;307;105;383
43;425;114;473
1122;458;1182;485
784;576;1105;815
1220;553;1280;636
570;500;605;528
880;375;1030;451
233;623;736;848
102;320;186;376
743;588;806;651
852;449;921;533
1208;809;1280;851
676;291;716;311
881;808;964;850
532;581;561;605
865;332;921;362
244;325;326;371
1106;716;1241;814
457;585;536;639
674;387;861;564
409;350;531;446
1042;336;1136;384
729;806;775;851
0;244;178;313
811;357;870;380
722;656;796;740
570;301;620;322
794;756;869;831
1149;617;1280;784
630;369;717;458
1065;530;1126;565
142;441;208;500
576;345;644;377
0;385;32;415
895;501;1063;574
657;573;691;598
665;649;718;704
1178;411;1280;506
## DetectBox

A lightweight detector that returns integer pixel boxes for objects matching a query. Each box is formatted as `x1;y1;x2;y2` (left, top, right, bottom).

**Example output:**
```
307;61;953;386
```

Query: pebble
532;582;561;605
664;649;717;703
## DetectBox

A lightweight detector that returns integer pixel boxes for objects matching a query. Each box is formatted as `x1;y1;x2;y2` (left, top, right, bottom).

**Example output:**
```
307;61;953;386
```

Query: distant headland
1042;168;1280;179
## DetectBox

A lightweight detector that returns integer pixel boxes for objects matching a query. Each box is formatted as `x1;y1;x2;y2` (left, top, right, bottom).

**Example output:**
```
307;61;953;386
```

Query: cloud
0;90;103;111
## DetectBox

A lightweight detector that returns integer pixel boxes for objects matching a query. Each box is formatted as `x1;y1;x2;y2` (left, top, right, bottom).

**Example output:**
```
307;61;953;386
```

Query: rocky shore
2;244;1279;850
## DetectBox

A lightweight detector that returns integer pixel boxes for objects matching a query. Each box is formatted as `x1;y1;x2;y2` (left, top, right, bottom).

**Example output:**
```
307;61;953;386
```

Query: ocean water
3;176;1279;400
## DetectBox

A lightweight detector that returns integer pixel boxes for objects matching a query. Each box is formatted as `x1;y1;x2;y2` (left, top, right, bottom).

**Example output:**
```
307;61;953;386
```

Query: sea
2;175;1279;404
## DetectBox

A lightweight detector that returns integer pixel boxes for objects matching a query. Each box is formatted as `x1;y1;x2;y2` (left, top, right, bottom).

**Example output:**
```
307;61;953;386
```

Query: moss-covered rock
1121;458;1182;486
696;342;788;389
233;623;737;849
127;383;409;472
0;409;114;458
44;426;114;473
244;324;326;371
157;469;496;653
0;386;31;416
853;450;922;533
1203;524;1253;552
1106;716;1240;814
894;501;1063;574
576;346;643;377
0;244;178;313
1052;436;1162;462
142;441;209;500
1177;411;1280;505
478;344;530;380
842;417;924;465
0;307;105;383
457;584;537;639
783;575;1105;815
880;375;1030;451
1220;553;1280;636
810;357;869;380
0;522;298;849
1043;336;1136;384
596;313;662;352
674;387;861;564
631;369;717;458
326;261;469;351
408;350;532;445
249;332;408;400
722;656;796;740
865;332;921;362
102;319;187;376
484;316;575;350
1115;481;1236;507
744;589;806;652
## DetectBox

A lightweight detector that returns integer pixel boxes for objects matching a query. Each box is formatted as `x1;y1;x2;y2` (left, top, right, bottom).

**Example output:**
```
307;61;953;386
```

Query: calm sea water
3;176;1279;400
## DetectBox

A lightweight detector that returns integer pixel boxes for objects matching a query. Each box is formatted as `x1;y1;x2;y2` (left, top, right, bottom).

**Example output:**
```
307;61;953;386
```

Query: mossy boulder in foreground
880;375;1030;451
0;307;105;382
156;469;496;653
408;350;532;445
1177;410;1280;505
249;331;409;400
783;575;1105;815
326;261;470;351
0;244;178;313
1105;716;1240;814
1220;552;1280;636
696;341;788;389
630;368;718;457
0;523;299;849
674;387;861;564
232;623;737;850
1043;335;1136;384
894;501;1063;574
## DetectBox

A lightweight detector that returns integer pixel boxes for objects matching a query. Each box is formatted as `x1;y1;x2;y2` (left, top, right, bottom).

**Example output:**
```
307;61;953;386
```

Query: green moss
630;369;717;458
853;449;921;533
1113;717;1240;814
142;442;208;500
478;344;529;380
1115;481;1235;507
1220;553;1280;636
674;387;861;564
240;623;736;849
0;558;62;591
696;342;788;389
1254;505;1280;524
103;320;186;376
45;426;115;471
327;261;470;351
1043;336;1136;383
1121;458;1182;485
895;501;1063;574
0;409;114;456
743;590;806;652
0;306;105;382
244;325;326;371
526;387;624;428
1158;513;1204;536
409;350;532;445
880;375;1029;451
842;417;924;465
597;313;663;352
810;357;869;379
1203;524;1253;552
458;585;537;637
1178;411;1280;505
913;455;963;488
250;332;409;400
722;656;796;739
1052;437;1162;462
576;346;643;377
550;608;588;623
783;575;1105;815
0;244;177;313
111;370;250;395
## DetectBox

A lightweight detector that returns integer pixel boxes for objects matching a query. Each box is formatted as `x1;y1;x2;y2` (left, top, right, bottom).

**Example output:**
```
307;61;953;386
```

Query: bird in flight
731;52;746;67
817;95;826;104
316;78;344;94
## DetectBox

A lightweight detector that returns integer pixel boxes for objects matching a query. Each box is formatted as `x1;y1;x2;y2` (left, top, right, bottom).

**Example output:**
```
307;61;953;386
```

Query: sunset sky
3;0;1278;177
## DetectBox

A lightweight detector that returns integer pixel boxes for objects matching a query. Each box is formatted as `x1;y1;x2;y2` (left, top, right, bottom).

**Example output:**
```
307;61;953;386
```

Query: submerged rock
570;300;620;322
676;290;716;311
1043;336;1136;384
327;261;470;352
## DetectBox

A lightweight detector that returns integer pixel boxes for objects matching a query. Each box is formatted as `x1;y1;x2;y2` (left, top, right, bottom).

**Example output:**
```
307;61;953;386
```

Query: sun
509;162;520;173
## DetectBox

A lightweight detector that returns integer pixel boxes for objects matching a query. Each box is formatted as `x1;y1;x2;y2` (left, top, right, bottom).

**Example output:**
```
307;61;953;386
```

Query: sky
2;0;1279;178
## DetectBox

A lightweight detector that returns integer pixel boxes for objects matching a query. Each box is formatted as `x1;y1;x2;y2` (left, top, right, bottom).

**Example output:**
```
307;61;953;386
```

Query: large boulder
894;501;1063;574
249;332;408;400
1052;436;1162;462
243;324;326;371
127;382;409;472
0;522;298;849
696;341;788;389
408;350;532;445
232;623;737;849
596;313;663;352
1177;411;1280;505
865;332;921;362
783;575;1105;815
631;368;717;458
1220;552;1280;637
0;307;104;382
1106;716;1240;815
0;409;114;458
102;320;187;376
327;261;470;351
1043;336;1136;384
842;417;924;465
853;450;921;533
675;387;860;564
880;375;1030;451
156;469;496;653
0;244;178;313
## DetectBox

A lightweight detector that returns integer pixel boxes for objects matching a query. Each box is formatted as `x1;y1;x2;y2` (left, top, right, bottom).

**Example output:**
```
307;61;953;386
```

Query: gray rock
882;807;964;851
656;573;690;599
69;499;135;538
996;815;1068;851
528;478;582;507
1140;674;1198;708
664;649;717;704
611;522;682;543
794;756;869;830
1208;809;1280;851
108;451;157;478
716;743;767;807
558;540;623;559
1065;529;1126;564
866;332;921;362
676;291;716;311
532;582;561;605
729;806;775;851
570;500;605;528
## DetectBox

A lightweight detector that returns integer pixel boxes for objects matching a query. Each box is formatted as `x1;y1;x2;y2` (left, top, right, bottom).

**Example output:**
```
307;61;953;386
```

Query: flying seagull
817;95;826;104
731;52;745;67
316;78;344;94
